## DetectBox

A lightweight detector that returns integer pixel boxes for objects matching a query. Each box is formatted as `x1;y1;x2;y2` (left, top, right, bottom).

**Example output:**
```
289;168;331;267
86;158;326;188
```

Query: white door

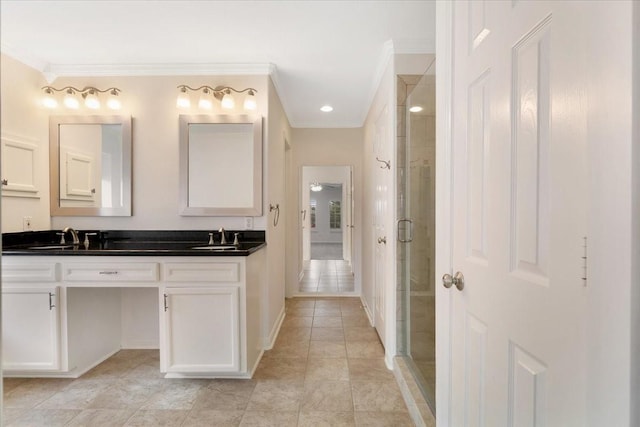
444;1;587;425
373;106;390;346
2;287;60;371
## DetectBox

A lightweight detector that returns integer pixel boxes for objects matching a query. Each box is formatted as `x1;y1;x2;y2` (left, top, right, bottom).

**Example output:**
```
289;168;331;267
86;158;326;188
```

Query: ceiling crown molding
1;42;276;83
1;41;49;74
47;62;275;78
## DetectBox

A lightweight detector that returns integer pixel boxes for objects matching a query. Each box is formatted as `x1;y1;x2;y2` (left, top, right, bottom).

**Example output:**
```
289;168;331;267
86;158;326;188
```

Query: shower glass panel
396;65;436;412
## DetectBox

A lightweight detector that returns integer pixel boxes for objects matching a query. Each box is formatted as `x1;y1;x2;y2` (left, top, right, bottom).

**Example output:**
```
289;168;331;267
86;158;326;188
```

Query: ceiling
0;1;435;128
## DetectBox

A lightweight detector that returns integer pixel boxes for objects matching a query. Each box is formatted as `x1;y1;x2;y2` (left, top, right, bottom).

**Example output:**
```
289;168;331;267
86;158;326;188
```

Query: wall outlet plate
245;217;253;230
23;216;33;231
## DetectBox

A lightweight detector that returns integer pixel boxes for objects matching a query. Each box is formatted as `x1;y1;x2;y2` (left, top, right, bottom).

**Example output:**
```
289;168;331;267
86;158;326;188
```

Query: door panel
449;1;587;425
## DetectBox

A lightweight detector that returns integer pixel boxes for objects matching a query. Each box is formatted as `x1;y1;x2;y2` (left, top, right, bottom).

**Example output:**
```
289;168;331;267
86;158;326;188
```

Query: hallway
299;260;355;293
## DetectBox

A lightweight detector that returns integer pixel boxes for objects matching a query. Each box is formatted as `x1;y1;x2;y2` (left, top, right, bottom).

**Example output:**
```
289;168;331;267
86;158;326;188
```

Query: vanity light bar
176;85;257;111
41;86;122;110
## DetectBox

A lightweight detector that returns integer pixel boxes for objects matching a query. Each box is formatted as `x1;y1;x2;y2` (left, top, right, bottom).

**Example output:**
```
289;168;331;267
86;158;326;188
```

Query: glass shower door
397;66;436;412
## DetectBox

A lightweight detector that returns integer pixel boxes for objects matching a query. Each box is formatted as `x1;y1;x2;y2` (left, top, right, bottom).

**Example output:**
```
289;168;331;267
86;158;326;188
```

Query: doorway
396;64;436;412
299;166;354;295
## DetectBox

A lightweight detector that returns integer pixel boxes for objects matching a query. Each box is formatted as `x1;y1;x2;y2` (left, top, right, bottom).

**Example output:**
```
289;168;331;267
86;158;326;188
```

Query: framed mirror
179;115;262;216
49;115;132;216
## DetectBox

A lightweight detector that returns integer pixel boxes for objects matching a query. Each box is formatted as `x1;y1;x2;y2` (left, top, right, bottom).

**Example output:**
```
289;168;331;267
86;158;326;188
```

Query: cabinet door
2;287;60;371
163;287;240;373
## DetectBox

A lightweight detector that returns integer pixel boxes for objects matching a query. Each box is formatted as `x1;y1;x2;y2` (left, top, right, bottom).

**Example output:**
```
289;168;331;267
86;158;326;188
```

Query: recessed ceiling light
409;106;423;113
320;105;333;112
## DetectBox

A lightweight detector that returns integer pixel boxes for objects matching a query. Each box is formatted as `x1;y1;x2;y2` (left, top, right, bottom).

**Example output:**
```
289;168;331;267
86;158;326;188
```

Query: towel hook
376;157;391;169
269;203;280;227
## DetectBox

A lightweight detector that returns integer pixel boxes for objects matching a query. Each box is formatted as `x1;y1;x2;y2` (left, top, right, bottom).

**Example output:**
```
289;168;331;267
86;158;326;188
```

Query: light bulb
409;105;423;113
176;87;190;108
84;90;100;109
42;89;58;108
221;91;235;109
63;90;80;109
243;90;257;110
107;90;121;110
320;105;333;112
198;89;213;110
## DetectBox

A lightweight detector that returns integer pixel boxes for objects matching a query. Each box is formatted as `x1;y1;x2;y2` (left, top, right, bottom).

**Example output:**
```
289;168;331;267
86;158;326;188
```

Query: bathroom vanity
1;230;267;379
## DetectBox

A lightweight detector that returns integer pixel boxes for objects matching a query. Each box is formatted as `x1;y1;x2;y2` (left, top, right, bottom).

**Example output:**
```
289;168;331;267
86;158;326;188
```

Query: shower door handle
397;219;413;243
442;271;464;291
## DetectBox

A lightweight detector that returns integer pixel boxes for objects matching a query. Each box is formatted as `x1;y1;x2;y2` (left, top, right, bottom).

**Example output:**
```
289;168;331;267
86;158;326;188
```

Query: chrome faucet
219;227;227;245
62;227;80;245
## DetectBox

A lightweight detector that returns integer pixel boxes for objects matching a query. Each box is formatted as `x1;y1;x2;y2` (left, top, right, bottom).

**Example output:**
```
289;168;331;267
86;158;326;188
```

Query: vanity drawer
1;263;58;282
63;262;159;282
164;262;240;283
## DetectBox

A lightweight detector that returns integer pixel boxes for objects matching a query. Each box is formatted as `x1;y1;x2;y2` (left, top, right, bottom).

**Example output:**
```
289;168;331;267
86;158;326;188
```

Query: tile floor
2;297;414;426
299;260;355;294
309;243;343;260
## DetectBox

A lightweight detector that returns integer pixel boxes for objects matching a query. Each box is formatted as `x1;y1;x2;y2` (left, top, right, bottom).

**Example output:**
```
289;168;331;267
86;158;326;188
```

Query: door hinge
581;236;587;287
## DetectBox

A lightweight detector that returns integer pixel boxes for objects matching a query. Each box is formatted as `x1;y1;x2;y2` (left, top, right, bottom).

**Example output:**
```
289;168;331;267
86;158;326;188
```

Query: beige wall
47;74;270;232
0;56;273;232
1;54;51;232
286;128;363;297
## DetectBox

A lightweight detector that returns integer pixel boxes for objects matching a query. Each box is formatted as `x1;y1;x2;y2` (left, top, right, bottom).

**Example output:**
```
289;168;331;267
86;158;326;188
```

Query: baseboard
361;296;374;327
4;348;122;379
248;349;265;377
264;305;286;350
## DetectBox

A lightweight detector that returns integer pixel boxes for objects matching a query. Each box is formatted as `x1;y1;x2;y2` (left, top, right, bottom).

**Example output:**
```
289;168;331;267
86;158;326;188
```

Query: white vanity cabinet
1;248;266;379
159;254;265;378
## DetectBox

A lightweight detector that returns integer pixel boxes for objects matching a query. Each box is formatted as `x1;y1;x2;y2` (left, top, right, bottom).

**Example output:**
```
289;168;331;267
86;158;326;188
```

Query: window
310;200;316;228
329;200;341;229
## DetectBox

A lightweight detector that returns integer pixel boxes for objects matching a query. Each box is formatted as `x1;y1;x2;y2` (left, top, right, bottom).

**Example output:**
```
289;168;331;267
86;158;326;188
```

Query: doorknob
442;271;464;291
377;236;387;244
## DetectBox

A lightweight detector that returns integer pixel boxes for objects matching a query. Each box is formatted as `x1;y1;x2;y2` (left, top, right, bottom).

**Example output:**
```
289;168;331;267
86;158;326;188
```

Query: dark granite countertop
2;230;266;257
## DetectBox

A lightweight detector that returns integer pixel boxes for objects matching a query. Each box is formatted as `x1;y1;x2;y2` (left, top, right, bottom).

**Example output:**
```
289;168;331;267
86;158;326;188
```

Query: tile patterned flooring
299;260;355;293
2;297;413;426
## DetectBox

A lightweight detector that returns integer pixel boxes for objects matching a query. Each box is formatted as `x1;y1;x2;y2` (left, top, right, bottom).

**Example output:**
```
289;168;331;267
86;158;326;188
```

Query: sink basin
191;245;238;250
28;245;75;250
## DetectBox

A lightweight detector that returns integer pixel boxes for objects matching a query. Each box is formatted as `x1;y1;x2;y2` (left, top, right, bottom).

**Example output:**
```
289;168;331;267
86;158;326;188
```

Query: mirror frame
49;115;132;216
179;114;263;216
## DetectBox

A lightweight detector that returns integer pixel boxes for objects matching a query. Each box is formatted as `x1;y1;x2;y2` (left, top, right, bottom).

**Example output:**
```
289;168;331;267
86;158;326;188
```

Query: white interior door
373;106;390;346
446;1;588;425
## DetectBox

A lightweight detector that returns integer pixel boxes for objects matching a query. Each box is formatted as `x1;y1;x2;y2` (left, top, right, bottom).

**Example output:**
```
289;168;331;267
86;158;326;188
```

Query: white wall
1;54;51;232
286;128;363;298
